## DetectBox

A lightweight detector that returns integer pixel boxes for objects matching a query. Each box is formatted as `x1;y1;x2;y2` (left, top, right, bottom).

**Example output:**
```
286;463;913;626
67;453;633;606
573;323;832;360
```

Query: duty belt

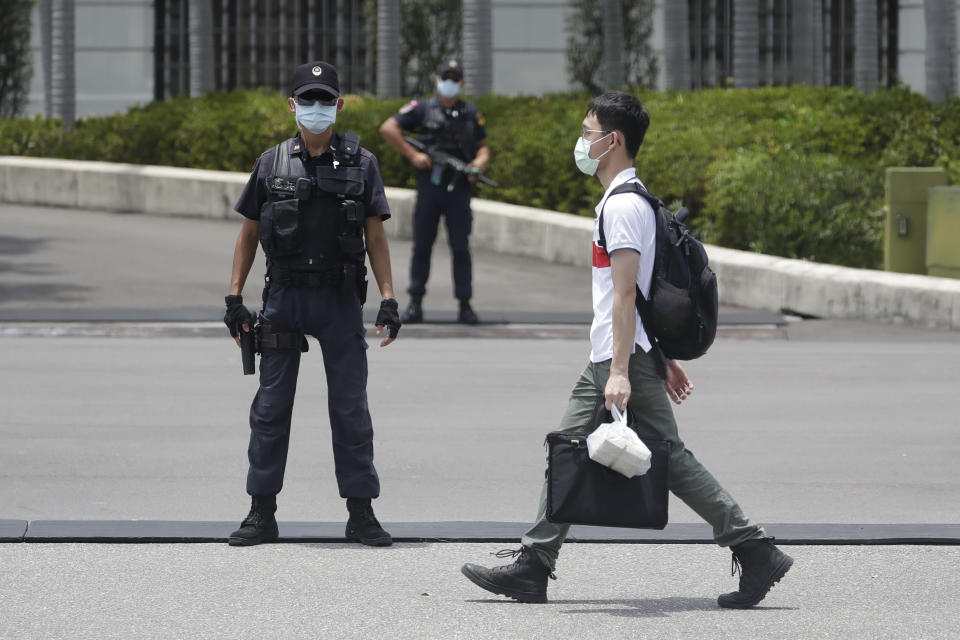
269;267;342;289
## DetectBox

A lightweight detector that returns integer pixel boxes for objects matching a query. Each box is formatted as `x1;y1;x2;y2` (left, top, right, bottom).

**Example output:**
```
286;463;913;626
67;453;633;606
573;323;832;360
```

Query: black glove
375;298;401;339
224;294;254;338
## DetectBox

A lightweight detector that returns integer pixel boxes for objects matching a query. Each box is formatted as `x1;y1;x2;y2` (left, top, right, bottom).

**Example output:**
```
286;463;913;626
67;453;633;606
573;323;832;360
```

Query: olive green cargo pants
521;349;764;571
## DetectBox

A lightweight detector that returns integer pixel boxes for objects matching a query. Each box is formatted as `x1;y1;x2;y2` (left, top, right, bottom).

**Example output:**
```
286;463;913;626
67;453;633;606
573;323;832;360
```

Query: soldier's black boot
401;296;423;324
228;495;279;547
461;547;555;603
717;537;793;609
457;298;479;325
345;498;392;546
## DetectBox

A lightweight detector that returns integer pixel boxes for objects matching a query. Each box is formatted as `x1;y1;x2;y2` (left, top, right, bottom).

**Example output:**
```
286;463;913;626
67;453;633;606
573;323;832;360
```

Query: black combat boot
345;498;393;546
228;495;279;547
461;547;555;603
457;298;479;325
401;296;423;324
717;537;793;609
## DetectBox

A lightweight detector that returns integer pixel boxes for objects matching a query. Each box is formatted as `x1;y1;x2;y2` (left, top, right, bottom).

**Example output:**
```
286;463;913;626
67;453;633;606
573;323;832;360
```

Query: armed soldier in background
379;60;490;325
224;61;401;548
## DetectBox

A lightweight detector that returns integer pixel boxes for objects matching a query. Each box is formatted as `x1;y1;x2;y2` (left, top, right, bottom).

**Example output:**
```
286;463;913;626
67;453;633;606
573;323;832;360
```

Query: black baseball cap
290;61;340;97
436;59;464;81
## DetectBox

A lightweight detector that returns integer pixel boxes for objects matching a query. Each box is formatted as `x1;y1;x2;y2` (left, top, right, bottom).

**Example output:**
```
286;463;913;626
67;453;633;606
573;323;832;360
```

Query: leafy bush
1;85;956;269
703;150;883;268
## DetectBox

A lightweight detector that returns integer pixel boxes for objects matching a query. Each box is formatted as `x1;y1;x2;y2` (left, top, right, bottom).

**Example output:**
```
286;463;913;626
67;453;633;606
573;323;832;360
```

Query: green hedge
3;86;958;268
703;150;883;268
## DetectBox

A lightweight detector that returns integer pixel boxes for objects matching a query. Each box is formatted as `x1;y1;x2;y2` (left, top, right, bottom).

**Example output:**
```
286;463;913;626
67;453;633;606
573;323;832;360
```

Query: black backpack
598;182;718;369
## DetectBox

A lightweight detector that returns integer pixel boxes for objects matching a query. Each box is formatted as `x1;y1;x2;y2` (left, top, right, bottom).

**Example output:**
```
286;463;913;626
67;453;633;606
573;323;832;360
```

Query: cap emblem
312;66;322;76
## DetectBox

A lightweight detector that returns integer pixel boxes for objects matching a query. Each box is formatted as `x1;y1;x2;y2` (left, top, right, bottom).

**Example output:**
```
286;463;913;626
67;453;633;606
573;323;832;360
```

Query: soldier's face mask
437;78;461;98
295;98;337;134
574;130;613;176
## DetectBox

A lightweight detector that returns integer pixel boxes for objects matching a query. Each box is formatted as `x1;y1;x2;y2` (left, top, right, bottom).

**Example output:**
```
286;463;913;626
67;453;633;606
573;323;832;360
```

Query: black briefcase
545;430;671;529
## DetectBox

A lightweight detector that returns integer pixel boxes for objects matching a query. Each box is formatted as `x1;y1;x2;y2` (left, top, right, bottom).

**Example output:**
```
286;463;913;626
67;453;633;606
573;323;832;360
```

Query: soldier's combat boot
457;298;479;325
401;296;423;324
345;498;392;546
461;547;555;603
717;537;793;609
228;495;279;547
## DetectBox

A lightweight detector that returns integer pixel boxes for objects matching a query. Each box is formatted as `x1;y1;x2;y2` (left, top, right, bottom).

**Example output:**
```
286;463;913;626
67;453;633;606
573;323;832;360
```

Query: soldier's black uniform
225;61;398;548
234;131;390;500
391;83;487;316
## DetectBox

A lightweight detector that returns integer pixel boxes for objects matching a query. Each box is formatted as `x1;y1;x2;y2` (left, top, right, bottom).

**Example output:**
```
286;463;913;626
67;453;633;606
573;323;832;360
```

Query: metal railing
154;0;371;100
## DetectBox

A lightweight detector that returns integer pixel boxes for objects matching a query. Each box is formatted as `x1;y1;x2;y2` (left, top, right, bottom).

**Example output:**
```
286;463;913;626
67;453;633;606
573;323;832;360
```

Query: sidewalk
2;543;958;639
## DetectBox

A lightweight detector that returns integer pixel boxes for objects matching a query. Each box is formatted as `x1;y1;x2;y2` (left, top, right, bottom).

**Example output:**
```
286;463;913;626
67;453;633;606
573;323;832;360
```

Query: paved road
0;203;595;322
1;203;958;524
2;543;958;639
2;330;958;524
2;203;959;639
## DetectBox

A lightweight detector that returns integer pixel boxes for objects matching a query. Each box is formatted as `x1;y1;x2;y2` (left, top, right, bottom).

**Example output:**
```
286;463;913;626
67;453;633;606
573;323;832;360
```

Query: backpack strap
597;181;661;249
597;180;668;379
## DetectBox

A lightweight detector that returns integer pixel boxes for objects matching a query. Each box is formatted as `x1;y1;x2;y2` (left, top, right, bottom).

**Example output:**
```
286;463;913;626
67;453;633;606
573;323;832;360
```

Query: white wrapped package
586;405;652;478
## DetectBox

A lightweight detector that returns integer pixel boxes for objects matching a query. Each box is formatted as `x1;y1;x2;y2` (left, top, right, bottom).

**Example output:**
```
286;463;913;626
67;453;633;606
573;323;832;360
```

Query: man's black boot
401;297;423;324
457;298;479;325
228;495;279;547
461;547;555;603
345;498;392;546
717;537;793;609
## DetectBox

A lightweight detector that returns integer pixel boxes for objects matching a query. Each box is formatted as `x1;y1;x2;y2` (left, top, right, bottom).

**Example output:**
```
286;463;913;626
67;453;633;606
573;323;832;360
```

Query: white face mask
573;132;613;176
295;102;337;134
437;79;461;98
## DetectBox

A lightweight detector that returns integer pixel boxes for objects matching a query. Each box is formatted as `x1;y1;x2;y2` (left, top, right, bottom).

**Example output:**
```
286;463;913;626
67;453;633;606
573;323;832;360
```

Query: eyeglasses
581;127;610;138
296;93;338;107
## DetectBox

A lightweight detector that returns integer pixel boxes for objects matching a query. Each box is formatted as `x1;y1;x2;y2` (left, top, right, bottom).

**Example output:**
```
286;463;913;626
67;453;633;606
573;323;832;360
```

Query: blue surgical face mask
295;102;337;134
437;79;460;98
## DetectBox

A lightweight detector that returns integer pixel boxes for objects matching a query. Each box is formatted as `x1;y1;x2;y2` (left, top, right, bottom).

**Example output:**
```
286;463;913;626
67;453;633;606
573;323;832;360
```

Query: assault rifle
403;136;500;189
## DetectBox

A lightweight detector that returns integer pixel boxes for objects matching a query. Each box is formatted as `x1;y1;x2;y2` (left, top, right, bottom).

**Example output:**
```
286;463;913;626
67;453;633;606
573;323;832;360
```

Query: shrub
703;149;883;268
1;85;955;269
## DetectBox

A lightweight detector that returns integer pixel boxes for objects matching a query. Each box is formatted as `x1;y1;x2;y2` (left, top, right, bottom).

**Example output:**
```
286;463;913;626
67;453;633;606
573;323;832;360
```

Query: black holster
341;263;357;304
257;320;309;353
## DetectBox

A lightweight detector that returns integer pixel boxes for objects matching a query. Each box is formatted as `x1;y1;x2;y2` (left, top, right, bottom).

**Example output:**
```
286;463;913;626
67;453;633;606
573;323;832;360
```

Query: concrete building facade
23;0;960;118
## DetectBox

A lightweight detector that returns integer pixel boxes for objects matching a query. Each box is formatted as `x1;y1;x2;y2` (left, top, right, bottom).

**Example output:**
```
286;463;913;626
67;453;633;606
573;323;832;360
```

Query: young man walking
460;92;792;608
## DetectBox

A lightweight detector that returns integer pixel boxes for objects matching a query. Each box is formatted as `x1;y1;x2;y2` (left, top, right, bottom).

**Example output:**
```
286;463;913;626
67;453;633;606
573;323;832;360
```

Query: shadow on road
468;596;799;617
0;235;50;257
0;282;94;304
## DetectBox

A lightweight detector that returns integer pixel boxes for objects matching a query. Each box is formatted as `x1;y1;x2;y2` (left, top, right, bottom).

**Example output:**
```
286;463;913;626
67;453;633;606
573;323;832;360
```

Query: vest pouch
258;203;274;255
265;199;302;257
339;235;365;255
315;166;365;197
338;199;366;256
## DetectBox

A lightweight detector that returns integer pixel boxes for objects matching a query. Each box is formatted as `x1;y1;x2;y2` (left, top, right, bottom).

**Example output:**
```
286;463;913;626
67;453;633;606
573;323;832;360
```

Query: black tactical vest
258;132;368;301
417;96;477;162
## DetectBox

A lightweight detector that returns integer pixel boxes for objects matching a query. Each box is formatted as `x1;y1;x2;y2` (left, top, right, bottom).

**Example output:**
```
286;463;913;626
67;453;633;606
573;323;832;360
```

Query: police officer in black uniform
223;61;401;547
379;59;489;325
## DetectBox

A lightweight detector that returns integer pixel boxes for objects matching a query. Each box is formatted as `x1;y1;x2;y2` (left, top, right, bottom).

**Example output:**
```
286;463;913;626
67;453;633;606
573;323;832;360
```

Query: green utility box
884;167;949;274
927;187;960;279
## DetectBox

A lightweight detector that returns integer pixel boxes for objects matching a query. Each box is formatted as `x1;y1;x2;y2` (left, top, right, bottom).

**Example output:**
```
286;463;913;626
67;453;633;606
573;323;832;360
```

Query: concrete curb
4;520;959;544
3;156;959;329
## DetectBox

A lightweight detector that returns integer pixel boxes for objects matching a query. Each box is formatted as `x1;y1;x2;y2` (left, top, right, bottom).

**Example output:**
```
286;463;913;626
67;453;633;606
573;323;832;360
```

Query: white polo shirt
589;167;656;363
